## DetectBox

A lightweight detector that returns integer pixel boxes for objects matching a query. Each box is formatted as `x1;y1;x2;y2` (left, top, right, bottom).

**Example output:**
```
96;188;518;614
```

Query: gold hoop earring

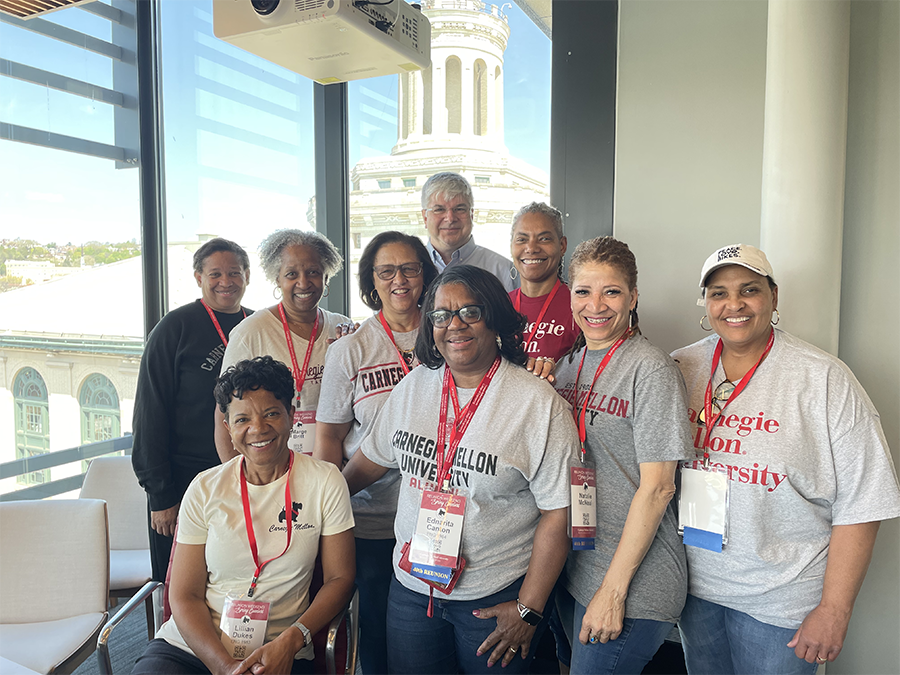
322;282;329;298
370;289;379;304
771;309;780;326
509;266;518;280
273;286;283;300
700;315;712;332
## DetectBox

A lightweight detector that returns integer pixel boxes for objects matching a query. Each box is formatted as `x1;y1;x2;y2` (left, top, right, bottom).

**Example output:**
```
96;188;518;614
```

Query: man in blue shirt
421;172;518;292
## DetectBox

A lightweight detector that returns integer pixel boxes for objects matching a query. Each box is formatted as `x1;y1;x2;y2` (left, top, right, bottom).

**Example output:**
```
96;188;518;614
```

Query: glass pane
159;0;317;313
0;2;142;498
347;0;552;321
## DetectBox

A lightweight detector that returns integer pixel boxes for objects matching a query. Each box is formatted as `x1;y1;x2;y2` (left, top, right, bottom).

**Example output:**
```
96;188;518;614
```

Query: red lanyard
436;356;501;490
378;311;413;376
701;328;775;465
240;452;294;597
572;334;629;463
200;300;246;347
513;279;561;349
278;304;320;401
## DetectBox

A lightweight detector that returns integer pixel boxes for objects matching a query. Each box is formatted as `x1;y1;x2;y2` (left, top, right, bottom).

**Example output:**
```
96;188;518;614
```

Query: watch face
521;609;541;626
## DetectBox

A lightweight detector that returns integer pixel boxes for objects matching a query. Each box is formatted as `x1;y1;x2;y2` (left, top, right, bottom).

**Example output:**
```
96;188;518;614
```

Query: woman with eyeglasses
551;237;693;675
314;231;438;675
215;229;352;462
341;265;579;674
508;202;580;383
671;244;900;675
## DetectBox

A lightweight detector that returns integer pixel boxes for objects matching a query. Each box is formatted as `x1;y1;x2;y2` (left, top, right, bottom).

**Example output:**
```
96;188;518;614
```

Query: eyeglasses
697;380;735;426
426;304;485;328
373;263;424;281
426;205;471;217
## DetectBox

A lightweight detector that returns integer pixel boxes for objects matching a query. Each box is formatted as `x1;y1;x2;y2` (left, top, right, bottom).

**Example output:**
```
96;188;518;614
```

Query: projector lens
251;0;279;15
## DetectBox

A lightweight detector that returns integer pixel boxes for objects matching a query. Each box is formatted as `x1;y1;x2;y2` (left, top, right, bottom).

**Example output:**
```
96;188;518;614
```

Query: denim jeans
385;575;551;674
679;594;818;675
569;599;673;675
132;639;314;675
355;537;394;675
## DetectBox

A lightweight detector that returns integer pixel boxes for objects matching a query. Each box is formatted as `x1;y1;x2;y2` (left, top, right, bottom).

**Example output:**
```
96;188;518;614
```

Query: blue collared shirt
427;236;519;292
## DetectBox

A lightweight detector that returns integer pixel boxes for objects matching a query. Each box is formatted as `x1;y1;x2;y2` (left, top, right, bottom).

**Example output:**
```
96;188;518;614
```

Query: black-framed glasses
425;205;472;218
427;304;485;328
697;380;735;426
373;263;424;281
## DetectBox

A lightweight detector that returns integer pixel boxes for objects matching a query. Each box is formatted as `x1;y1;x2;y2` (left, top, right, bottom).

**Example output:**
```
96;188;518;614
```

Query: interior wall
834;1;900;673
614;0;768;353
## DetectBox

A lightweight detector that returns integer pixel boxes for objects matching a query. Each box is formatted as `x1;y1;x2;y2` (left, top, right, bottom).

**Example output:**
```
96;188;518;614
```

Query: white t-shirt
155;454;355;655
360;357;579;601
671;329;900;628
317;315;418;539
222;307;349;455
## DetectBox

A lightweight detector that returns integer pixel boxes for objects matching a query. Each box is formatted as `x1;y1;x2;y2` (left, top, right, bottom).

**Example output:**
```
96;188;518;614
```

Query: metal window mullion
0;123;127;161
314;82;350;317
80;0;124;23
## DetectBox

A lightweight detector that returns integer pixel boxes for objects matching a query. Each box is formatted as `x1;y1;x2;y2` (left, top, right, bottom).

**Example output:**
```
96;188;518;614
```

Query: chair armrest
325;585;359;675
96;580;163;675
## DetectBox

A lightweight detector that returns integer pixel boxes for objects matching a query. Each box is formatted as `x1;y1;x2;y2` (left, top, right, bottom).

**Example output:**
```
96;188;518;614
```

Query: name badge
288;410;316;455
219;595;269;659
678;465;730;552
409;490;466;581
570;466;597;550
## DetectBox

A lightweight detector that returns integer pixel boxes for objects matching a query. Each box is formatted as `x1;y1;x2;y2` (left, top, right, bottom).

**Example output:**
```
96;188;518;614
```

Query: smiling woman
133;356;356;675
132;237;253;584
215;229;352;461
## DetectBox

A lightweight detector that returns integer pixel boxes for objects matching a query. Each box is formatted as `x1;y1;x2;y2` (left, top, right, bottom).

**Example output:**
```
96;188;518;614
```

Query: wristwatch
516;600;543;626
291;619;311;648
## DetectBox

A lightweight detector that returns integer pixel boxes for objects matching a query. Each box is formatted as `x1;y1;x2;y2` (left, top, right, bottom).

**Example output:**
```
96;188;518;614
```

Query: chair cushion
0;656;41;675
0;613;106;674
109;549;152;590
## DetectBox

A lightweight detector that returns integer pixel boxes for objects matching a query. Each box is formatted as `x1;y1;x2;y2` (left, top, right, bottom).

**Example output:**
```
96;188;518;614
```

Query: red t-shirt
510;283;581;360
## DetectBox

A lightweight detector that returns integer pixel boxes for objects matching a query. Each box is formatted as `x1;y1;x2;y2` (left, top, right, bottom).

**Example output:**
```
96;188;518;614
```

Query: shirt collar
427;236;477;268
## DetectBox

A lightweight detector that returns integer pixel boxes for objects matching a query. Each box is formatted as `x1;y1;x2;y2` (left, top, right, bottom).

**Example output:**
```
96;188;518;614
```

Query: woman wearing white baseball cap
670;243;900;674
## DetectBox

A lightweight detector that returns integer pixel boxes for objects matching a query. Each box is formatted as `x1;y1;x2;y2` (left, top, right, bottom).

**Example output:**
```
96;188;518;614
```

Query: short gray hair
511;202;564;240
421;172;474;209
258;229;343;284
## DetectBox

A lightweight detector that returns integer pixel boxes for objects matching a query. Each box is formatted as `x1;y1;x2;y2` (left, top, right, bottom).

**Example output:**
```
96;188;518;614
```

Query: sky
0;0;551;246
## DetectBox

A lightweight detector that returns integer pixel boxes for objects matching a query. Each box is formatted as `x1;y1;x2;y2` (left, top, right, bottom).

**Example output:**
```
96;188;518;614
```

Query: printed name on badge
289;410;316;455
219;596;269;659
570;466;597;550
409;490;466;569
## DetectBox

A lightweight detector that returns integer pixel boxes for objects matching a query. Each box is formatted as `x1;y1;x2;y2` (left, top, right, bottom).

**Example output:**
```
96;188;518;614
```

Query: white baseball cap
699;244;776;288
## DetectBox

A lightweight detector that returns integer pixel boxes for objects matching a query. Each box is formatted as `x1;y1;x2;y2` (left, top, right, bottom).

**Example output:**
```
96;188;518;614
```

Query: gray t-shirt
554;336;693;624
671;329;900;628
361;357;579;601
317;315;417;539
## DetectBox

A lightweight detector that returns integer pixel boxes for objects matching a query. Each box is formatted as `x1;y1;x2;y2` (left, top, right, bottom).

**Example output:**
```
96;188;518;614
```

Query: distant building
5;260;82;285
346;0;549;318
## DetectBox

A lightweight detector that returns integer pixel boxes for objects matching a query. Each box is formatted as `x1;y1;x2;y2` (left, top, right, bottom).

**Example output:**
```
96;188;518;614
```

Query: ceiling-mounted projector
213;0;431;84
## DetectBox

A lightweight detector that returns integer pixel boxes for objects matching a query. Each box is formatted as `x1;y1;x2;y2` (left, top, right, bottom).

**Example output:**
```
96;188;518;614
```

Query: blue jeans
386;575;551;674
679;594;818;675
132;639;314;675
569;599;673;675
355;537;394;675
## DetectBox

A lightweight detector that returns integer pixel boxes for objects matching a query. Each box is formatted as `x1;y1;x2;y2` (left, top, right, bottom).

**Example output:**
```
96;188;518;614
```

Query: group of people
131;171;900;675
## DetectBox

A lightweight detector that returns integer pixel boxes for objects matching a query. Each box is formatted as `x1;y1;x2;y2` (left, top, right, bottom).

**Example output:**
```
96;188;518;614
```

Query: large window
346;0;552;321
158;0;317;313
13;368;50;486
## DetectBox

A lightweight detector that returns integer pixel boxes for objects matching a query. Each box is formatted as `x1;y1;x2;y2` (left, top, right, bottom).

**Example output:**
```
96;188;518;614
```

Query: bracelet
291;620;311;647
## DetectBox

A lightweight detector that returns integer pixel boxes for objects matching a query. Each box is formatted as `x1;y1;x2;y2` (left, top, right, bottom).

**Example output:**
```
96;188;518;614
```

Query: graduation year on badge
678;465;730;552
570;466;596;550
408;490;466;585
219;594;269;659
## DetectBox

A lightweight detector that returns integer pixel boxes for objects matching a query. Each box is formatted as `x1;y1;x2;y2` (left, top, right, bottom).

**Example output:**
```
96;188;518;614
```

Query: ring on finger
508;647;518;654
589;635;598;644
816;657;827;664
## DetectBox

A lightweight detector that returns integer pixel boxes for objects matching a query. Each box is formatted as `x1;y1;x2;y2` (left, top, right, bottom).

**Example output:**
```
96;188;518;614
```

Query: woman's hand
787;603;850;664
579;585;626;645
525;356;556;383
328;322;360;344
234;629;303;675
473;601;536;667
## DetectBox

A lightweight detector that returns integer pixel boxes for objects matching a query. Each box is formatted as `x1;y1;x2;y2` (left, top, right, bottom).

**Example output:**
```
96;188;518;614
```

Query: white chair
79;456;154;639
0;499;109;675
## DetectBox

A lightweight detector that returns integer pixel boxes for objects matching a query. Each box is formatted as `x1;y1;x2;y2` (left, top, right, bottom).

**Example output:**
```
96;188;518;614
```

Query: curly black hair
214;356;295;417
357;231;439;311
414;265;527;369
